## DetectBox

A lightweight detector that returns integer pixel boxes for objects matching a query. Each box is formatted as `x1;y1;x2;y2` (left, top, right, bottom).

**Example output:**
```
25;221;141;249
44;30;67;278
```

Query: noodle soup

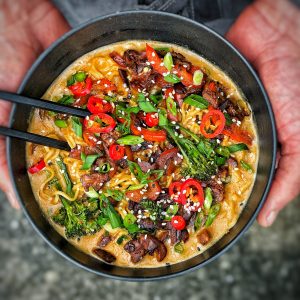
26;41;257;267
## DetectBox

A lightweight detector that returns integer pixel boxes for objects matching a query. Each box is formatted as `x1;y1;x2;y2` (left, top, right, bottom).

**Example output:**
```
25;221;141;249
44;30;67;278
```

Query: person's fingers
257;152;300;227
29;0;71;49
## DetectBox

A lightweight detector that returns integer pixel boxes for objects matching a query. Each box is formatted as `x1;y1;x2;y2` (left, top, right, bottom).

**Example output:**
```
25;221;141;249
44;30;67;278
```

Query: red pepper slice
87;96;113;114
68;77;92;97
83;130;99;146
223;123;253;146
95;78;117;93
200;109;226;139
180;178;204;208
146;44;168;75
142;128;167;142
173;65;194;87
145;112;159;127
109;144;125;160
171;215;186;230
28;160;46;174
169;181;183;204
125;181;161;203
84;113;116;134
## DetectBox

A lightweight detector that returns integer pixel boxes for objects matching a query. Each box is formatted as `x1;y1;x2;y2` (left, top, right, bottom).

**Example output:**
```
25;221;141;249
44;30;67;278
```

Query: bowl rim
7;10;277;281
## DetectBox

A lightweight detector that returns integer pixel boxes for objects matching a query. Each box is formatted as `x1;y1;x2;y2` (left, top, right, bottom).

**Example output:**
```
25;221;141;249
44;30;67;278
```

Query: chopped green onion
71;117;82;138
98;162;111;173
150;93;163;104
123;214;137;228
227;143;248;153
67;75;76;86
56;156;73;196
74;71;87;82
104;189;124;201
193;70;204;85
183;94;208;109
97;215;108;226
57;95;75;105
163;52;173;71
194;211;204;231
54;119;68;128
116;234;128;245
106;205;123;229
85;187;99;199
166;204;179;219
127;183;146;191
158;108;168;126
174;241;184;254
240;160;253;172
204;187;213;210
205;203;221;227
154;47;170;52
164;73;181;83
117;135;144;145
224;113;233;126
215;146;230;158
166;96;177;117
215;156;227;166
81;153;99;170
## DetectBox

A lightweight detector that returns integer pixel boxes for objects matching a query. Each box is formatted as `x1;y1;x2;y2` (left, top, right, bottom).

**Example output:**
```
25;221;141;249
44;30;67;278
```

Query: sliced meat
123;49;147;74
170;227;181;245
156;148;180;170
171;51;192;71
124;239;147;263
69;145;103;160
126;181;161;202
202;81;226;108
227;157;238;168
81;173;109;191
181;229;189;243
131;141;153;152
100;131;121;147
226;101;250;120
137;160;156;172
109;51;127;68
139;218;156;231
197;229;211;245
98;234;111;248
118;68;130;87
93;248;116;263
157;230;169;242
128;200;143;215
139;234;167;262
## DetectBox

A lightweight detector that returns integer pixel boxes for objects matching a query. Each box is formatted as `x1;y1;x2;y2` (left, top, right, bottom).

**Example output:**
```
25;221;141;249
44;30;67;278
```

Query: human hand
0;0;70;208
226;0;300;226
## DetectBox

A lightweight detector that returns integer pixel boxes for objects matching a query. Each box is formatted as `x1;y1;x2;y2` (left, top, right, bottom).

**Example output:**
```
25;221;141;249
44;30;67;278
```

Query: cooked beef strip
138;218;156;231
157;230;169;242
109;51;127;68
181;229;190;243
131;141;153;152
202;81;226;108
137;161;156;172
124;239;147;263
123;49;147;74
98;234;111;248
118;68;130;87
197;229;211;245
93;248;116;263
81;173;109;191
139;234;167;261
171;51;192;71
100;131;121;147
69;145;103;160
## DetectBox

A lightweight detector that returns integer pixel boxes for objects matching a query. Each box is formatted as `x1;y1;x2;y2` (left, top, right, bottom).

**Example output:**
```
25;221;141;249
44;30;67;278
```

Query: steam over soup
26;41;257;267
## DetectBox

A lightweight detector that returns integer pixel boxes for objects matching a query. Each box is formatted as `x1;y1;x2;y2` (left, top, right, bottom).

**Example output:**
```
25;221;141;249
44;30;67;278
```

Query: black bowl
7;11;277;281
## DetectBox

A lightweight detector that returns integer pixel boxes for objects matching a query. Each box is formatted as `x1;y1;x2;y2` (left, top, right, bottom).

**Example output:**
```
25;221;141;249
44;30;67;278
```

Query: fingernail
266;210;277;226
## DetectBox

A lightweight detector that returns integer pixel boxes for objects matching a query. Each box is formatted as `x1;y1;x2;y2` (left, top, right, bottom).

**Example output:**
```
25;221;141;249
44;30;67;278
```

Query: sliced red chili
87;96;113;114
84;113;116;134
142;128;167;142
28;160;46;174
68;77;92;97
169;181;183;204
173;65;194;87
223;123;253;146
109;144;125;160
145;112;159;127
180;178;204;208
95;78;117;93
83;130;99;146
200;109;226;139
171;215;186;230
146;44;168;75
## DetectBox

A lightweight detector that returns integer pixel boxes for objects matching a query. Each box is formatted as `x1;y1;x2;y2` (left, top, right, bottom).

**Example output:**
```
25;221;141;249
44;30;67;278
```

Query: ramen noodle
26;41;257;267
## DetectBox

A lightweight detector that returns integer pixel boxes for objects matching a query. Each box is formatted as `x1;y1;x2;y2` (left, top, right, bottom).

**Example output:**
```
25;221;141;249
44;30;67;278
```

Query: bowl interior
8;11;276;280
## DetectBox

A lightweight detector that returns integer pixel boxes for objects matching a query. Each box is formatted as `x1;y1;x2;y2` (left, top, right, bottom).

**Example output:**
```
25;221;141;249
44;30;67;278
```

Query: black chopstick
0;90;90;118
0;126;71;151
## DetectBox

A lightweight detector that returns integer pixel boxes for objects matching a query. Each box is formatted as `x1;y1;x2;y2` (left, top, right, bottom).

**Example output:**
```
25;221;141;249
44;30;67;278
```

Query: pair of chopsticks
0;91;90;151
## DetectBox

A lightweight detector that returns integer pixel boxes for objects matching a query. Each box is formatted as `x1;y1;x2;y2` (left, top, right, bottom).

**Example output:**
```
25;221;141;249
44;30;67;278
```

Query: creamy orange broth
26;41;258;267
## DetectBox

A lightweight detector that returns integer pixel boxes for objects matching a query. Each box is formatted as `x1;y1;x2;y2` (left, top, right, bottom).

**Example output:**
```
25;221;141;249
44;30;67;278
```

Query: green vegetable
240;160;253;172
104;189;124;201
104;95;117;102
52;197;101;238
127;161;164;185
194;211;205;231
56;156;73;196
164;73;181;83
98;162;111;173
166;96;177;117
100;195;123;229
74;71;87;82
227;143;248;153
163;52;173;71
165;204;179;220
158;108;168;126
174;241;184;254
149;93;163;104
57;95;75;105
117;135;144;145
197;138;216;158
85;187;99;199
205;203;221;227
71;117;82;138
204;187;213;210
224;113;233;126
81;153;99;170
97;215;108;226
215;146;230;158
154;47;170;52
193;70;204;85
67;75;76;86
140;199;163;221
115;103;140;135
163;125;217;181
183;94;208;109
137;93;157;113
123;214;137;228
116;234;128;245
48;177;62;190
54;119;68;128
215;156;227;166
127;183;147;191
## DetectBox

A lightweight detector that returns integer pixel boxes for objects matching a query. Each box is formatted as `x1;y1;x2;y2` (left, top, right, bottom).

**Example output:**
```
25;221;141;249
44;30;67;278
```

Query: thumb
257;151;300;227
